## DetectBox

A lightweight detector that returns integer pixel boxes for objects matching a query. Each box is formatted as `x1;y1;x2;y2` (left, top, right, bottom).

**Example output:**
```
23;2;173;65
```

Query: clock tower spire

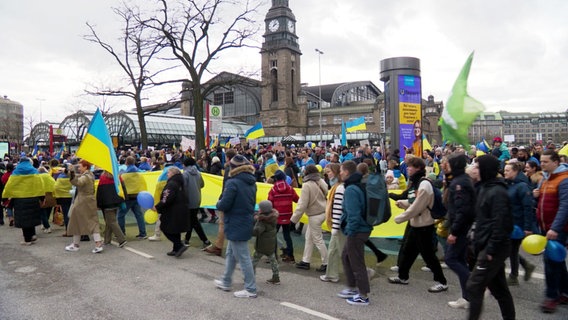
259;0;305;137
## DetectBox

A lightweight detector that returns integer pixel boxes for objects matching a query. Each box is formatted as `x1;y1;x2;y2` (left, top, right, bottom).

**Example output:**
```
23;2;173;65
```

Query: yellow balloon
316;164;322;172
521;234;547;255
144;209;158;224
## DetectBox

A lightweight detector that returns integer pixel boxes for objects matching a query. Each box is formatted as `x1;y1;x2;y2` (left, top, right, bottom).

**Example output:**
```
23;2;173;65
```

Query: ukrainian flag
345;116;366;133
245;122;265;139
54;174;73;199
153;168;169;205
422;134;433;151
2;159;46;198
76;108;123;198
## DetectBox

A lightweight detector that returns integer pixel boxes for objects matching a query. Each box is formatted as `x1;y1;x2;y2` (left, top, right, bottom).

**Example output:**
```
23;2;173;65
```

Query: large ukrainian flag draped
2;159;46;198
153;168;169;205
245;122;265;139
76;108;123;197
345;116;366;132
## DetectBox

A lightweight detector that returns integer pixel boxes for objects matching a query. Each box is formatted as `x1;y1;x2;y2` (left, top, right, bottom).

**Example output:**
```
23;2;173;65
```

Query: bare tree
84;3;178;149
150;0;261;150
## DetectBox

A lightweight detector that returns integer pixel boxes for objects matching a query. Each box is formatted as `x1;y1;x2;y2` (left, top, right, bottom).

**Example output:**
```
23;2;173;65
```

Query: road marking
281;302;341;320
112;241;155;259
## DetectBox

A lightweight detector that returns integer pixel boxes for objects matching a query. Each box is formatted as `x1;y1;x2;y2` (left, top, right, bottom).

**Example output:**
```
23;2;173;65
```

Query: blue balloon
545;240;567;262
510;225;525;240
137;191;154;209
286;175;292;186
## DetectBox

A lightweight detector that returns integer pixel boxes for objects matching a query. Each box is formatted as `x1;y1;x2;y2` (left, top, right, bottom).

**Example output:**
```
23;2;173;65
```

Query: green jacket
253;209;279;255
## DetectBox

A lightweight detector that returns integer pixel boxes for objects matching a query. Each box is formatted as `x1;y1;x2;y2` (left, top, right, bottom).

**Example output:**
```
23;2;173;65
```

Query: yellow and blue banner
76;108;123;198
423;134;433;152
2;159;46;198
31;144;38;157
245;122;265;139
345;116;366;133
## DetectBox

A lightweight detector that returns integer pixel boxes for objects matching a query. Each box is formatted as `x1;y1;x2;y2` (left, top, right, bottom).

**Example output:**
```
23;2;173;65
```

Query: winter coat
209;162;223;176
340;172;372;236
156;173;191;234
183;165;204;209
394;179;435;227
447;172;476;237
96;173;125;210
506;172;537;233
290;173;328;224
253;209;279;255
268;180;299;225
216;165;256;241
473;178;513;256
67;171;100;235
536;164;568;233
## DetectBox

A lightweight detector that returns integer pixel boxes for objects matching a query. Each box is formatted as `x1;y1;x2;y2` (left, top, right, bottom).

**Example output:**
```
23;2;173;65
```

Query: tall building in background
0;95;24;154
259;0;306;137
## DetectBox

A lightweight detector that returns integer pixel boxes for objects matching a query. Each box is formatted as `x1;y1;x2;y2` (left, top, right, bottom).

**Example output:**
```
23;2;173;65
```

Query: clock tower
259;0;306;137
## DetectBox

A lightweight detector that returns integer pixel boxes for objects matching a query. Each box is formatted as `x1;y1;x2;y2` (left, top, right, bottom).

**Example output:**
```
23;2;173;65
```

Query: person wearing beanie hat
209;156;223;176
268;168;300;263
466;155;515;319
251;200;280;285
445;153;476;310
272;170;286;182
215;151;258;298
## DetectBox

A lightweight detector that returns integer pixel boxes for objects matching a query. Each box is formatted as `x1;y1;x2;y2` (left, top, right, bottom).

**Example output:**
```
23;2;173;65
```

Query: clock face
287;20;295;33
268;19;279;32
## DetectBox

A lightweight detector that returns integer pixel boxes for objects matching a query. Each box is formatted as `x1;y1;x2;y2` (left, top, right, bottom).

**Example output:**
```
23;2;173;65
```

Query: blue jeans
543;232;568;299
117;199;146;236
40;207;51;229
445;235;470;299
220;240;256;294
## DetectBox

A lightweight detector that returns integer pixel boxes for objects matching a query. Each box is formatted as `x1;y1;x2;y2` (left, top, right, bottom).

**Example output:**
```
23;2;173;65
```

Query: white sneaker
233;290;257;298
320;275;339;283
214;279;231;291
390;266;399;272
43;228;52;234
448;297;470;309
440;262;448;269
367;267;376;280
421;266;432;272
148;235;161;241
65;244;79;252
92;246;104;254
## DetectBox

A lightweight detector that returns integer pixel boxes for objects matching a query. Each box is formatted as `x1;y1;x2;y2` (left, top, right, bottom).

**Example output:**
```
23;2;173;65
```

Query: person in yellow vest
53;165;73;236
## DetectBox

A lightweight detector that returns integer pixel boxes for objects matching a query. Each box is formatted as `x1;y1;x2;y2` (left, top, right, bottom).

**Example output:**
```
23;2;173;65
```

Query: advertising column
398;75;422;159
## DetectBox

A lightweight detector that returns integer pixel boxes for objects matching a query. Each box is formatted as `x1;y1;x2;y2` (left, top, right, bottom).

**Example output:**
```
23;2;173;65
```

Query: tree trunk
193;87;205;151
135;96;148;150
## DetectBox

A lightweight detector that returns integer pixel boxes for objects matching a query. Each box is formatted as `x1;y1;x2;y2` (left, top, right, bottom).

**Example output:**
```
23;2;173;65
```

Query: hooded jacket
183;165;204;209
474;178;513;255
506;172;537;232
537;163;568;233
290;172;328;223
268;180;299;224
253;209;279;255
156;172;191;233
447;155;476;237
216;165;257;241
340;172;372;236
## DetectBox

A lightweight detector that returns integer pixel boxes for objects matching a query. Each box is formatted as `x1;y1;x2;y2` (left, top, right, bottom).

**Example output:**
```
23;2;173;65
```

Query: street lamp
315;48;324;145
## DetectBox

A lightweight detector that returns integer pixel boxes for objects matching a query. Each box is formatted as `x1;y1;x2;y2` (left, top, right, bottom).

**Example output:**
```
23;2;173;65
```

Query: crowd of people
1;137;567;318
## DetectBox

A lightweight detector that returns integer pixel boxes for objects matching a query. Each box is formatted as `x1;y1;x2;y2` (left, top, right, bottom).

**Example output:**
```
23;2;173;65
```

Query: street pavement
0;215;566;320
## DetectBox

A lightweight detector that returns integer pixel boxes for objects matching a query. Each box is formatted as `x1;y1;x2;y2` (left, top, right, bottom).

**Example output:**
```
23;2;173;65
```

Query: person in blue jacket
336;160;373;306
214;155;257;298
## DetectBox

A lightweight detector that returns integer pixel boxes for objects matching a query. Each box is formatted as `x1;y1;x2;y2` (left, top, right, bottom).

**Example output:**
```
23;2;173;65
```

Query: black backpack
359;172;392;227
421;178;447;219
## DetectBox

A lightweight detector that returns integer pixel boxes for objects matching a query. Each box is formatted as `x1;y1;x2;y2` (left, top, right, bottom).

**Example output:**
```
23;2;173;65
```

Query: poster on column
398;75;422;159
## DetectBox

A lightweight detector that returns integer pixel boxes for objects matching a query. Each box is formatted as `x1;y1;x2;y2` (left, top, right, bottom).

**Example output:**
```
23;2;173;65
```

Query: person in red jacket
268;170;299;263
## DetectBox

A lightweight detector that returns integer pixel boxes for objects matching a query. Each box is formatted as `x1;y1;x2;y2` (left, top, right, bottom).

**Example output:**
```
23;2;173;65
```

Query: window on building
333;116;342;125
224;91;234;104
213;93;223;105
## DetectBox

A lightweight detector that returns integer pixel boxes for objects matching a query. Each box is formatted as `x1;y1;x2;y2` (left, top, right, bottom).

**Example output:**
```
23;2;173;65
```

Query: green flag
438;52;485;147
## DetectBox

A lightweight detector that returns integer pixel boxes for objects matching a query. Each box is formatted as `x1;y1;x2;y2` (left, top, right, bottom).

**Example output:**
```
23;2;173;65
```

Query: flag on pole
345;116;366;132
559;144;568;156
245;122;265;140
476;137;490;153
438;52;485;147
54;144;65;160
76;108;123;198
31;144;38;157
341;120;347;146
422;134;433;152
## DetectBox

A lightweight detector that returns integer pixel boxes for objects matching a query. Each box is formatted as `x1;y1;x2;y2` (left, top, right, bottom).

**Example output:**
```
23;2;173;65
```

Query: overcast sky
1;0;567;126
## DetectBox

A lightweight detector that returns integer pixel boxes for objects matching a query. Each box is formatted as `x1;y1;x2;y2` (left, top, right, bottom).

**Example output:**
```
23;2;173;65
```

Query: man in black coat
466;155;515;320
